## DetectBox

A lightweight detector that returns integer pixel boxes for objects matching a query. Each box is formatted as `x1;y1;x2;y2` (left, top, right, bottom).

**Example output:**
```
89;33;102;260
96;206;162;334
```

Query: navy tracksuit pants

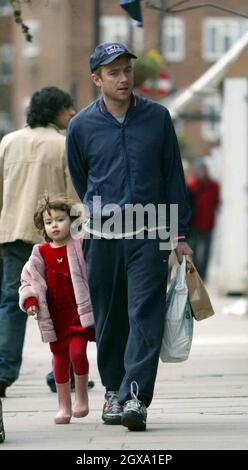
84;234;169;407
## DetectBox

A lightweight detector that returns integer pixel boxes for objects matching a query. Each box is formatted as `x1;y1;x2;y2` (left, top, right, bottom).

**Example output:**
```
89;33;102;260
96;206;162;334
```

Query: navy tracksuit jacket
66;94;191;406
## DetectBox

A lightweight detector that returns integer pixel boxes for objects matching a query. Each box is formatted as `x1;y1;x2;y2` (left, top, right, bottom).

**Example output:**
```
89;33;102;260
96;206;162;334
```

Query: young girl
19;194;95;424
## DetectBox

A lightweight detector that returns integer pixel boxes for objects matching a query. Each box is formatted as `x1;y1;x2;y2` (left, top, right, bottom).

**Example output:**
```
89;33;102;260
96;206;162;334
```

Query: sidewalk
1;289;248;450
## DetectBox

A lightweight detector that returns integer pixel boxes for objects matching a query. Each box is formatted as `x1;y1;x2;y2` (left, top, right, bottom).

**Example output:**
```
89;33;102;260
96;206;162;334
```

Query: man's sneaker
121;381;147;431
0;399;5;443
102;391;123;425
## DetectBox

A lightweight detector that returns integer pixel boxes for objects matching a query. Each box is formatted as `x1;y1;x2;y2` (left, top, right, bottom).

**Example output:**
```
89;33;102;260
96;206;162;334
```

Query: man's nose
120;72;128;82
70;107;76;116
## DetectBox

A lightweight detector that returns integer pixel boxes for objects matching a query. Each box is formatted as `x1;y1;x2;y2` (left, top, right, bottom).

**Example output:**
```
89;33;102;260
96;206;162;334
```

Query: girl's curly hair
26;86;73;128
34;193;81;242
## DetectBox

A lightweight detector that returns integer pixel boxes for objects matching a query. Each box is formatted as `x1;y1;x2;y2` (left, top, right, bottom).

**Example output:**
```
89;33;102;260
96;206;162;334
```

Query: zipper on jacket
103;110;134;203
121;124;134;202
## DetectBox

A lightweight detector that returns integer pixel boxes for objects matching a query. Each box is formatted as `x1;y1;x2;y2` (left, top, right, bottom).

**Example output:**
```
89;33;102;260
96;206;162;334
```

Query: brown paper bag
185;258;215;321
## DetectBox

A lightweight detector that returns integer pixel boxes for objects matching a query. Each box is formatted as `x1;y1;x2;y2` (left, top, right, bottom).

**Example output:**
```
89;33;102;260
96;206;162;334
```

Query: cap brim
100;52;137;66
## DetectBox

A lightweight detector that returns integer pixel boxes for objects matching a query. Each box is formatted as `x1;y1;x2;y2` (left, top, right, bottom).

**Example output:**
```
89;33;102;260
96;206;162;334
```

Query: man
0;86;76;397
67;42;192;431
187;160;220;280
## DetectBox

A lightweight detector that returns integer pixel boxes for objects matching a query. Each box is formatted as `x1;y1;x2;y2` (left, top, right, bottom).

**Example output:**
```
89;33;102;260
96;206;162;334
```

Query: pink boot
54;382;72;424
73;374;89;418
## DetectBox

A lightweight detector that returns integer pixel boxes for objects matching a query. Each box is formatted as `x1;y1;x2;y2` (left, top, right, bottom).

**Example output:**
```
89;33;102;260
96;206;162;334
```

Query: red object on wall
137;69;173;99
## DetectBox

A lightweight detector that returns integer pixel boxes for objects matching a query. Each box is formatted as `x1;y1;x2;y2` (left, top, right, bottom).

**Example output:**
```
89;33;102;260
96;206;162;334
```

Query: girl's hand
26;305;39;319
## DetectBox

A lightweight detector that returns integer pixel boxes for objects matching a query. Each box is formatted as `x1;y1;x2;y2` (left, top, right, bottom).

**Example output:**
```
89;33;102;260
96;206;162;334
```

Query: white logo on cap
105;44;126;55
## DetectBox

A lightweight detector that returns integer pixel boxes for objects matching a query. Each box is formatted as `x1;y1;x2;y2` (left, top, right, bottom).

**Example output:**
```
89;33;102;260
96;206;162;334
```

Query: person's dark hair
34;193;80;242
26;86;73;128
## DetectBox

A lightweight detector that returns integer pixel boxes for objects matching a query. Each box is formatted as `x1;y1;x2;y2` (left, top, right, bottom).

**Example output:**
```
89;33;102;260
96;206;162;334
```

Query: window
203;18;248;62
162;16;185;62
22;20;40;58
100;15;144;53
201;93;221;142
101;15;129;44
0;44;14;85
0;0;12;15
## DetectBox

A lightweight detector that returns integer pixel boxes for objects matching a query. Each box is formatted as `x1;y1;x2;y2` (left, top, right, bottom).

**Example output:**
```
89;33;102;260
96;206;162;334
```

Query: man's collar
98;93;137;114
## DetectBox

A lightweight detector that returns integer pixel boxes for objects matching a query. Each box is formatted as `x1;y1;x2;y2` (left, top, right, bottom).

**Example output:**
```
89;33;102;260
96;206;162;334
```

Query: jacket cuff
78;308;95;328
173;233;186;243
40;330;57;343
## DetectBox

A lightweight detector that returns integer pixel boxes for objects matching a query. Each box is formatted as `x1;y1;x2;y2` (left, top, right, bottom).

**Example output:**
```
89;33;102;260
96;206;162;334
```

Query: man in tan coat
0;86;76;397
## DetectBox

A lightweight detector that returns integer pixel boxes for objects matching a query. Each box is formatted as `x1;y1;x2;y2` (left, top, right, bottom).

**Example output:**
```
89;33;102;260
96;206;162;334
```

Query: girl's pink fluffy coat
19;238;94;343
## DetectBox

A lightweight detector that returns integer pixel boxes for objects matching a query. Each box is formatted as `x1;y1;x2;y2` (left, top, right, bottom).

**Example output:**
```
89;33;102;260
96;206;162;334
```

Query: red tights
52;335;89;384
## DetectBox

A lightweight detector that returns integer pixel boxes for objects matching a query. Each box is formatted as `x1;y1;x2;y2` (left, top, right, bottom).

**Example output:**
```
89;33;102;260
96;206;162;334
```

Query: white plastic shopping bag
160;256;193;362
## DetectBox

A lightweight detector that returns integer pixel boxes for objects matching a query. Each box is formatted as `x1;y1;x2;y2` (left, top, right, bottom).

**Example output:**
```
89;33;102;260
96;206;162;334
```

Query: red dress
38;243;94;353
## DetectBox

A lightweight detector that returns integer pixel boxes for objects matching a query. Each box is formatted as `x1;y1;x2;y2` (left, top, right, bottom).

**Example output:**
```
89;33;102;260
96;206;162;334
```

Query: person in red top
19;195;95;424
187;161;220;281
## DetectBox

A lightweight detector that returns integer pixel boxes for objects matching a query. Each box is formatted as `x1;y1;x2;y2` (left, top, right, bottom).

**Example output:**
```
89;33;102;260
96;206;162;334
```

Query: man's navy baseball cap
90;42;137;73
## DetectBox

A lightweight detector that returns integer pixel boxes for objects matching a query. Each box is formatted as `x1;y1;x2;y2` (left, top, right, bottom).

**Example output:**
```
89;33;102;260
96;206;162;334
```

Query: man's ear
91;73;102;88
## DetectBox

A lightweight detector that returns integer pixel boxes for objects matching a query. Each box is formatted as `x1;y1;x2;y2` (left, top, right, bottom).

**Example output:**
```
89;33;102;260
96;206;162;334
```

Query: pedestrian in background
0;86;76;398
19;195;94;424
67;42;192;431
187;160;220;280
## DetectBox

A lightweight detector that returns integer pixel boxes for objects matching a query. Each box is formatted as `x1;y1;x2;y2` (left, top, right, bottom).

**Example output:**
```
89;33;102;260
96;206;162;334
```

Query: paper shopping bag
185;258;215;321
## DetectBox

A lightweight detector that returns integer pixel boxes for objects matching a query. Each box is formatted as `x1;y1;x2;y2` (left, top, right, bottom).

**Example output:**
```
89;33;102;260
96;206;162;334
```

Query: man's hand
175;241;193;264
26;305;39;318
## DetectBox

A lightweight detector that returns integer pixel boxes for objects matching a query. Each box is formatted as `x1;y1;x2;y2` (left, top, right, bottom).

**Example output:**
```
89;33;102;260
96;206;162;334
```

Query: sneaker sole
122;411;146;431
102;415;122;425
